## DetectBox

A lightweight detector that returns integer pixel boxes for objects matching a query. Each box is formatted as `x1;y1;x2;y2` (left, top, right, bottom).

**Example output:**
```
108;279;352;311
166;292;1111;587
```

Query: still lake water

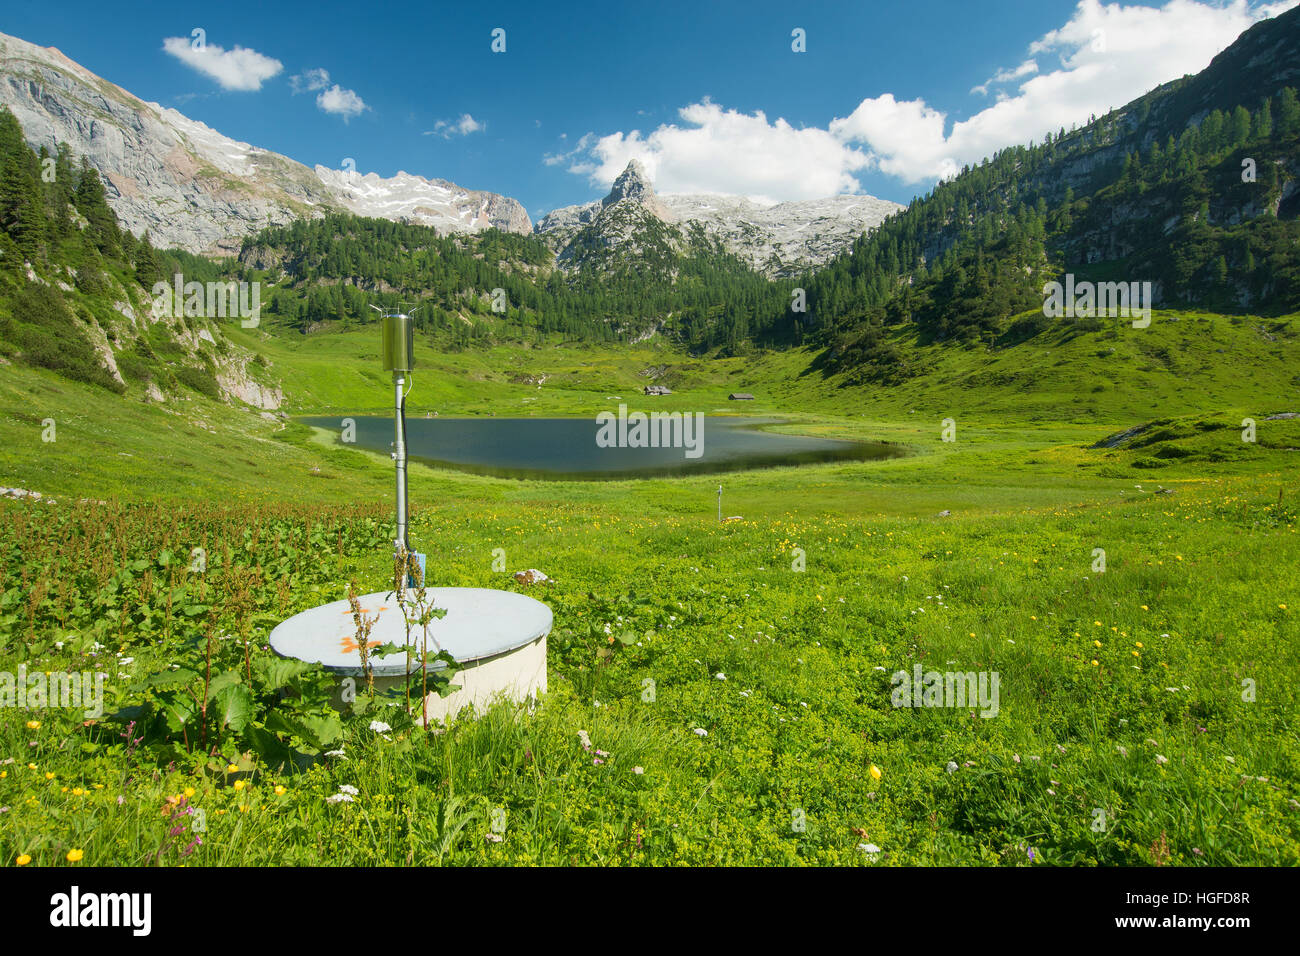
301;415;903;479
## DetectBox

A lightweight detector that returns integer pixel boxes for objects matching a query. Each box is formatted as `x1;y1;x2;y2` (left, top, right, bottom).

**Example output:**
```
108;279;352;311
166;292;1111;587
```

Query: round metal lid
268;587;553;677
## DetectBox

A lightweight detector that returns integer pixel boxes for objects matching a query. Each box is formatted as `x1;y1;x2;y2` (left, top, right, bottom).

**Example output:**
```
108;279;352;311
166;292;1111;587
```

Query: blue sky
3;0;1292;219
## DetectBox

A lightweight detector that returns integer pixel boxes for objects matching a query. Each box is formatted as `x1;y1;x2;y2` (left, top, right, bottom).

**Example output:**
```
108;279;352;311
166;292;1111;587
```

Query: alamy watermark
891;665;1000;717
151;273;261;328
1;666;106;718
1042;275;1152;328
595;404;704;459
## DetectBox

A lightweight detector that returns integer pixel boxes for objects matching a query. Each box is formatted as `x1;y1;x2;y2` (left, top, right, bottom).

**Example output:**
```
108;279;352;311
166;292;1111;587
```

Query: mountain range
0;30;899;273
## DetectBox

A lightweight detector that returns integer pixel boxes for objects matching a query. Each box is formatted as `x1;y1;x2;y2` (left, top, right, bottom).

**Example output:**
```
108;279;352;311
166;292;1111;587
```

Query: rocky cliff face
0;31;531;254
537;160;902;277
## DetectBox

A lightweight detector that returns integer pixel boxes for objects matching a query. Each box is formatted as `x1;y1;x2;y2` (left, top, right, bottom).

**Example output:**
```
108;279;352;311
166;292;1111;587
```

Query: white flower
338;784;359;795
693;728;708;737
326;793;353;804
1155;754;1168;765
325;749;346;759
484;832;503;843
577;730;592;751
858;843;881;854
369;720;392;733
715;673;726;680
946;761;958;774
633;766;644;775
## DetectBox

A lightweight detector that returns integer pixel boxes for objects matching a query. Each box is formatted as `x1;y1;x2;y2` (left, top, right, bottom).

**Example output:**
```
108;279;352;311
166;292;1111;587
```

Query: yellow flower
1280;604;1288;611
226;764;239;773
869;764;882;781
66;849;84;863
1091;660;1099;666
0;771;6;779
1093;640;1102;647
184;787;195;798
1094;621;1102;626
1135;642;1144;648
1132;650;1140;657
274;785;287;796
44;772;55;780
16;854;31;866
1140;605;1149;611
25;720;40;730
968;633;976;638
239;805;250;813
233;780;247;791
27;763;36;770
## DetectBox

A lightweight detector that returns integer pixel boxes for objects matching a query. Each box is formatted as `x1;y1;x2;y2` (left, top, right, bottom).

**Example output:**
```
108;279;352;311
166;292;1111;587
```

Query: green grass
1;311;1297;866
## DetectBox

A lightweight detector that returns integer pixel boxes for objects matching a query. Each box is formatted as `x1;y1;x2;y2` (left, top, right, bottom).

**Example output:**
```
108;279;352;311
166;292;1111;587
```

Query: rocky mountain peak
604;159;656;207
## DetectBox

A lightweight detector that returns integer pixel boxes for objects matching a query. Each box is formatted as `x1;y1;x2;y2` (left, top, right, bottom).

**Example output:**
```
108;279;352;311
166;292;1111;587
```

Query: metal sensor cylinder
382;313;414;372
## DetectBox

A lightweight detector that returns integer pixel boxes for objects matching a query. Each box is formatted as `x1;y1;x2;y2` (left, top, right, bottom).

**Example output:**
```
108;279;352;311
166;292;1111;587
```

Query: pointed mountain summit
537;160;901;277
601;159;673;219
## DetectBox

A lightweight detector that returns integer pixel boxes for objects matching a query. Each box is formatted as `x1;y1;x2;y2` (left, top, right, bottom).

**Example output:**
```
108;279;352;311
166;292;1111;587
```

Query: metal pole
717;485;722;523
394;372;408;552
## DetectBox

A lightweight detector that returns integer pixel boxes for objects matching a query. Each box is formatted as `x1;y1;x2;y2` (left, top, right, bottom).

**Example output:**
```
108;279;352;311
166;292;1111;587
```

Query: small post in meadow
717;485;722;524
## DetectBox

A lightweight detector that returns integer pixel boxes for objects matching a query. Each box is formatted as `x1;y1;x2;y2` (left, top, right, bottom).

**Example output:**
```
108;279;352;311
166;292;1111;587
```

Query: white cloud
552;0;1295;197
971;59;1039;96
290;68;331;93
316;84;369;119
424;114;484;138
162;37;282;91
556;100;870;205
832;0;1298;184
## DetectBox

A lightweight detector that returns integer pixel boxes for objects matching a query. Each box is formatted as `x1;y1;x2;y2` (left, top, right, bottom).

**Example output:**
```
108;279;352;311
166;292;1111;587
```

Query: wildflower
1093;640;1102;647
338;784;359;795
24;721;39;730
326;793;354;804
44;772;54;780
858;843;881;854
369;720;392;734
27;763;36;770
593;758;604;766
1155;754;1168;765
714;673;726;681
869;764;882;781
1013;754;1021;763
226;764;239;773
233;780;247;791
633;767;644;775
1091;660;1099;666
693;728;708;737
577;730;592;751
1135;641;1143;648
1117;746;1128;757
946;761;958;774
274;785;287;796
66;849;84;863
184;787;195;798
485;832;503;843
16;854;31;866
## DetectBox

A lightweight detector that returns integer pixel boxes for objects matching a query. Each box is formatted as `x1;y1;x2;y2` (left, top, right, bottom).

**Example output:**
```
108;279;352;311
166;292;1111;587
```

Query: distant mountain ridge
536;159;902;277
0;31;532;253
0;31;900;271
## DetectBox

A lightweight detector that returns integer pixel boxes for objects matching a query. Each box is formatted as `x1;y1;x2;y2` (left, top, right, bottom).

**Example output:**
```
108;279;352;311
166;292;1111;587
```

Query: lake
301;414;903;479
